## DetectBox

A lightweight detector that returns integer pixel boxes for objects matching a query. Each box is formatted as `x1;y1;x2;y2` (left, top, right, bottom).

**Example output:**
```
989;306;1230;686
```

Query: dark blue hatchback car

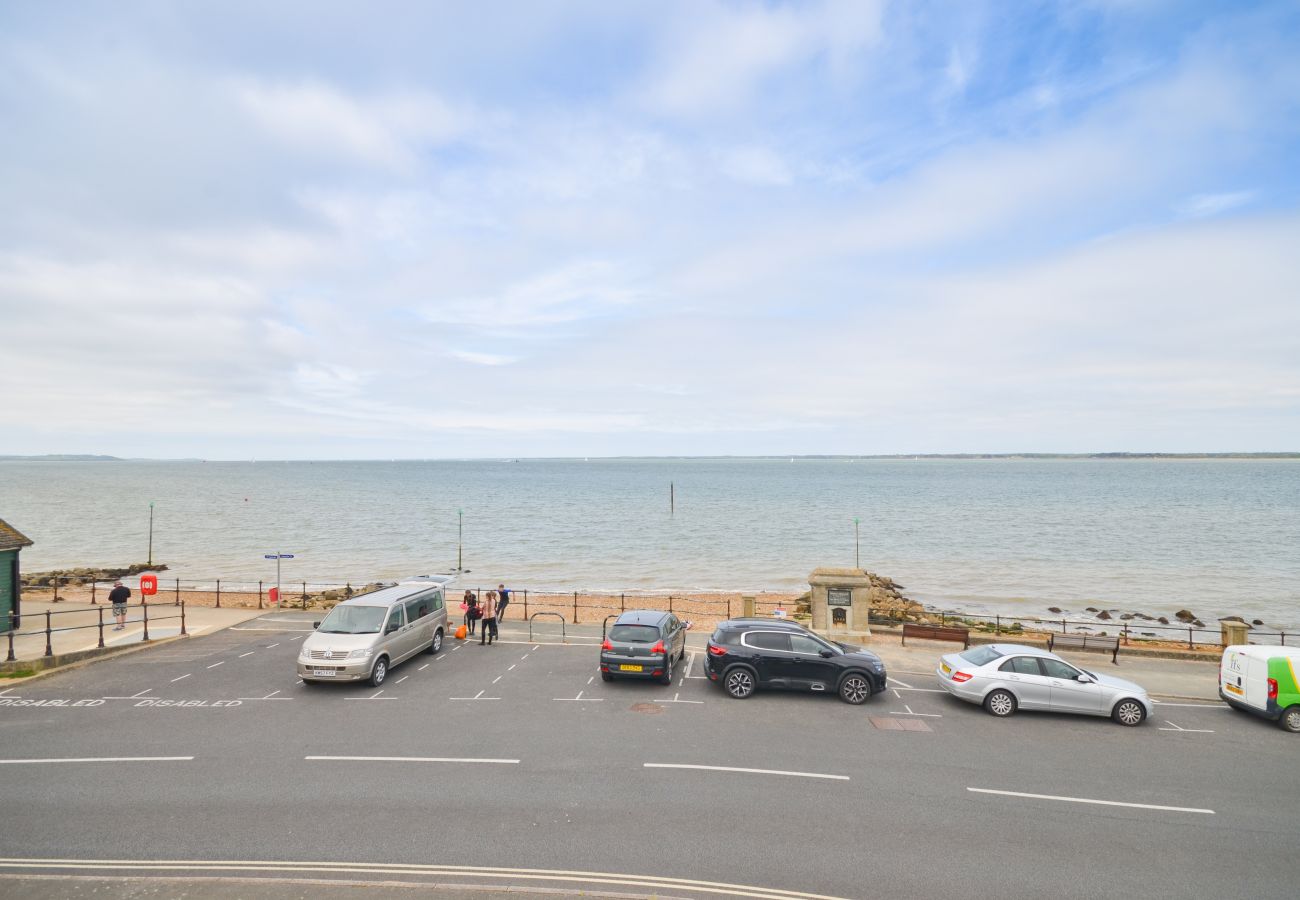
600;610;688;684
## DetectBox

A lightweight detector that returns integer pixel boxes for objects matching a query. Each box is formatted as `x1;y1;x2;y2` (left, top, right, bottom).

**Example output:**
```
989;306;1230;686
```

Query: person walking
463;590;479;636
108;580;131;631
496;583;511;622
479;590;498;646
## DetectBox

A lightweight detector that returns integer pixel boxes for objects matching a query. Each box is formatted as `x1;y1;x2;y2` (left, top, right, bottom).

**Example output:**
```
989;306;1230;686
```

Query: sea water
1;458;1297;627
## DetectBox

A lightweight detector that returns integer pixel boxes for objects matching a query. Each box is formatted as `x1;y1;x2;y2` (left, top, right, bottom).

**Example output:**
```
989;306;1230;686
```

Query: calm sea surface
1;458;1297;626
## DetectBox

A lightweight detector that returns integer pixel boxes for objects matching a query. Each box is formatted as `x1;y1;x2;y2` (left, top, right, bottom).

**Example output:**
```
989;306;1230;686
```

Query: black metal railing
5;600;187;662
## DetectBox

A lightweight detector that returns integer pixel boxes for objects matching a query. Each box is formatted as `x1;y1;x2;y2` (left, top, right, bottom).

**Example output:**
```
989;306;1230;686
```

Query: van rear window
609;624;659;643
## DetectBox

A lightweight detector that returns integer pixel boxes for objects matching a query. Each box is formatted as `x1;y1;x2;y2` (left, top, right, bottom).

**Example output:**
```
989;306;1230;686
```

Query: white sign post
264;552;295;606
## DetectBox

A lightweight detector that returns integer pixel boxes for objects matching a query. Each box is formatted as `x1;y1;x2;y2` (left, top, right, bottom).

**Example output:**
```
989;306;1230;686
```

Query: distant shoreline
3;452;1298;462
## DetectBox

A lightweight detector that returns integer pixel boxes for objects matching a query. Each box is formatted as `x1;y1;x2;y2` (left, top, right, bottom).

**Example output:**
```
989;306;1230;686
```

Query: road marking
306;756;519;764
1152;701;1228;708
492;676;502;684
1159;720;1215;734
418;664;430;671
265;643;280;649
508;664;516;671
207;661;225;669
0;756;194;765
645;763;848;781
0;857;852;900
533;645;540;650
169;674;191;683
450;690;500;701
344;690;397;701
237;691;291;702
889;704;941;718
894;687;946;693
435;654;445;660
554;691;602;702
394;676;409;684
0;689;19;698
521;654;529;660
966;787;1214;814
238;652;255;658
684;651;706;679
295;679;303;685
288;635;304;641
887;676;914;689
664;693;704;704
586;675;594;684
102;690;155;700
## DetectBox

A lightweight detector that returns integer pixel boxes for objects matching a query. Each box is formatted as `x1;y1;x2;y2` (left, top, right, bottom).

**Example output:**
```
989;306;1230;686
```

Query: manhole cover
630;702;665;714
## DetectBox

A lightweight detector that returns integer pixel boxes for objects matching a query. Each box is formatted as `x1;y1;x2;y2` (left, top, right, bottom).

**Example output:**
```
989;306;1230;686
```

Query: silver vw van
297;575;453;686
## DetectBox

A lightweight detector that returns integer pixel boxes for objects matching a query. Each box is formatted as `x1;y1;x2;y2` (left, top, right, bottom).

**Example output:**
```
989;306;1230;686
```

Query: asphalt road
1;613;1296;899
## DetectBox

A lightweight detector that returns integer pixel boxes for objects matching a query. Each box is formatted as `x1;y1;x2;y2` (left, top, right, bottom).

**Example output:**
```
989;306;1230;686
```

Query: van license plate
619;664;643;672
311;669;337;677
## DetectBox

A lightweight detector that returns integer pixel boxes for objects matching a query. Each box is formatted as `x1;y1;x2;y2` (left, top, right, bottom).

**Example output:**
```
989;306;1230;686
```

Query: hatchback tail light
1268;678;1279;700
651;640;666;655
707;644;727;656
951;671;974;683
601;638;613;651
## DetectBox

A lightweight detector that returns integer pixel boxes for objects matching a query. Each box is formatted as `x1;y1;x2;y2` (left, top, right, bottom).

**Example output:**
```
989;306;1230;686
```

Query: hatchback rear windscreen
609;624;659;643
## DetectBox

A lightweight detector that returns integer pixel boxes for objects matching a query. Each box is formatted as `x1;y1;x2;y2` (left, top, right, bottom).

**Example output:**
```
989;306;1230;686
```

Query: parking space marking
418;664;430;671
664;693;704;704
306;756;520;765
345;690;397;701
450;690;500;701
894;687;945;693
265;643;280;649
967;787;1214;815
554;690;602;702
0;756;194;765
521;654;529;660
492;676;502;684
1159;720;1214;734
1153;701;1227;709
887;676;914;689
169;674;191;683
207;661;225;669
684;651;705;679
508;665;516;671
889;702;941;717
0;689;18;698
103;690;155;700
237;691;290;702
238;652;255;658
394;676;409;684
586;675;594;685
645;763;849;781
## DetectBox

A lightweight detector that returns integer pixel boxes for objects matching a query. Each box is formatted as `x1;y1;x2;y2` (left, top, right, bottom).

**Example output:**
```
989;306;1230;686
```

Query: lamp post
457;508;463;572
148;501;155;566
854;517;860;570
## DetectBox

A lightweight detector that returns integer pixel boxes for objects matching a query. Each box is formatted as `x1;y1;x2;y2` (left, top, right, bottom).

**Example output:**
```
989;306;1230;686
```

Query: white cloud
1175;190;1256;219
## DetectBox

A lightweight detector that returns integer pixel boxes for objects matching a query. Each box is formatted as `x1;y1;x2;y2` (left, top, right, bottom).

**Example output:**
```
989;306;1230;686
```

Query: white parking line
521;654;529;660
265;643;280;649
554;691;602;702
306;756;519;764
238;652;255;658
645;763;848;781
894;687;946;693
508;665;516;671
169;674;191;683
1159;720;1215;734
344;690;397;701
533;645;540;651
586;675;594;685
450;690;500;701
887;676;914;689
394;676;409;685
207;661;225;669
0;756;194;765
889;704;942;718
102;690;154;700
1152;701;1227;708
967;787;1214;814
664;693;704;704
684;651;706;679
237;691;291;702
418;664;430;671
492;676;502;684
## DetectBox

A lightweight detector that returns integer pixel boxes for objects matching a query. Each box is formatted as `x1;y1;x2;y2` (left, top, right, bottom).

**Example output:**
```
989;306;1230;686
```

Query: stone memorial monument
808;567;873;638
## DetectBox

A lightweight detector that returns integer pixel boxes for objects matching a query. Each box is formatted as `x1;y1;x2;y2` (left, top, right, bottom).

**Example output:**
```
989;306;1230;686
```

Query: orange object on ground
455;624;467;640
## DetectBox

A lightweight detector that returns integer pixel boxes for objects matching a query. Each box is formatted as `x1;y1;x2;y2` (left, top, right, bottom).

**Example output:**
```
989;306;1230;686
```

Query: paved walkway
3;599;267;665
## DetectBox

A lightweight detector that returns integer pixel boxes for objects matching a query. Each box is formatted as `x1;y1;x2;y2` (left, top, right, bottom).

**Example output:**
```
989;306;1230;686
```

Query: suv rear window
959;646;1005;666
609;624;659;643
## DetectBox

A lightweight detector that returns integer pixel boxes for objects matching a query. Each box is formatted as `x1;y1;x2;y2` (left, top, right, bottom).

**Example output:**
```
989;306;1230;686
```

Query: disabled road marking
967;787;1214;815
645;763;848;781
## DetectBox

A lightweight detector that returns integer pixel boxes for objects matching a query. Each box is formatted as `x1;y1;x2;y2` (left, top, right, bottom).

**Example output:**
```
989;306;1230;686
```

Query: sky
1;0;1298;459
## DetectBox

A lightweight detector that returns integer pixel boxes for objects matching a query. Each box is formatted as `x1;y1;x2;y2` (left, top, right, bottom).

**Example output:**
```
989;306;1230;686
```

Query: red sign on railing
139;574;158;596
269;587;279;604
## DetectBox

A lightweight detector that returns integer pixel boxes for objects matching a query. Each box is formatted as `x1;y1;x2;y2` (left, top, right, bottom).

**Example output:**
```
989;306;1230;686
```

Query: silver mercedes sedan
935;643;1153;726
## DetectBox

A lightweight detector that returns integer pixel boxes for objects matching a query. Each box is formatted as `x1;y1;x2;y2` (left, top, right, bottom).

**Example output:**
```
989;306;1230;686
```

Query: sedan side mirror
312;622;320;629
1076;674;1093;683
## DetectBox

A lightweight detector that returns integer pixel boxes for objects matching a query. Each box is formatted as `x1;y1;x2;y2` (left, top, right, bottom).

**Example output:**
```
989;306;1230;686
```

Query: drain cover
630;702;665;714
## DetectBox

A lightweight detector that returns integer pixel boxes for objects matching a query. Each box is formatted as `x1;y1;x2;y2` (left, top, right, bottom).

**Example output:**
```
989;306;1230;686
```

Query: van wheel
1281;706;1300;733
984;689;1017;717
1112;698;1146;726
369;657;388;687
429;630;443;654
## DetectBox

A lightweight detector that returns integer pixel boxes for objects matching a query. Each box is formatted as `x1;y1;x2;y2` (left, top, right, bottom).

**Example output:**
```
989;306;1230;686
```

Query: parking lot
0;612;1296;899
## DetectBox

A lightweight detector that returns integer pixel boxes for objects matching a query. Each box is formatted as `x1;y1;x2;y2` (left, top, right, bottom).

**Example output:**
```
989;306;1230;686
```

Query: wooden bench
1048;632;1120;664
901;622;970;649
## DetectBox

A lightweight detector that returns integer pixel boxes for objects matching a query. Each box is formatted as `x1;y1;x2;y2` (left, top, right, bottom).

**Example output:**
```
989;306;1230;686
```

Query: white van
297;575;454;687
1219;644;1300;733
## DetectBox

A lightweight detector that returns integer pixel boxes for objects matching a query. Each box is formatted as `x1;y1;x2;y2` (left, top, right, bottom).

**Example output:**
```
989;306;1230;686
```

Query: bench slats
1048;632;1120;663
901;622;970;649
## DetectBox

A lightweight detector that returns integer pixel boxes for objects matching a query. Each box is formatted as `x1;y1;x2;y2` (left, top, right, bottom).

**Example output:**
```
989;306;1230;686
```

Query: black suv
704;618;887;704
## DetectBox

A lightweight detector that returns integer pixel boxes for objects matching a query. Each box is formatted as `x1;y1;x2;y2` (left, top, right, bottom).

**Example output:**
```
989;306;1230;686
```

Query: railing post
522;589;528;620
175;578;180;606
142;601;150;642
573;591;579;624
621;593;625;613
669;594;673;614
258;580;264;610
995;614;1000;635
52;573;61;603
97;607;105;649
44;610;53;657
1187;627;1193;650
180;599;187;636
216;579;221;609
941;612;946;626
1123;622;1129;646
91;579;97;605
1061;618;1066;633
302;582;307;611
6;615;15;662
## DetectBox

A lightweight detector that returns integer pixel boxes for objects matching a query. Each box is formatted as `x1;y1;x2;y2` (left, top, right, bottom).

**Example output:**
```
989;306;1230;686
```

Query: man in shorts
109;580;131;630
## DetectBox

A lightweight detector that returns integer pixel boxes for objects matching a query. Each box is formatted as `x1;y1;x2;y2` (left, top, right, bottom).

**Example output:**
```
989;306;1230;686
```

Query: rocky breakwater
21;563;166;589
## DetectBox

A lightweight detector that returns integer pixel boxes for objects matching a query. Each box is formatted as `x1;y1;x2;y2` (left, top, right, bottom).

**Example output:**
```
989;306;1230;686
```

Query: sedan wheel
1281;706;1300;733
839;674;871;705
984;689;1017;717
1112;699;1146;726
724;667;756;699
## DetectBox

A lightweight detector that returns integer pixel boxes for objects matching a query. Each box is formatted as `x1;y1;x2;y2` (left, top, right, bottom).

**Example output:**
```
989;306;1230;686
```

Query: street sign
264;554;295;559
